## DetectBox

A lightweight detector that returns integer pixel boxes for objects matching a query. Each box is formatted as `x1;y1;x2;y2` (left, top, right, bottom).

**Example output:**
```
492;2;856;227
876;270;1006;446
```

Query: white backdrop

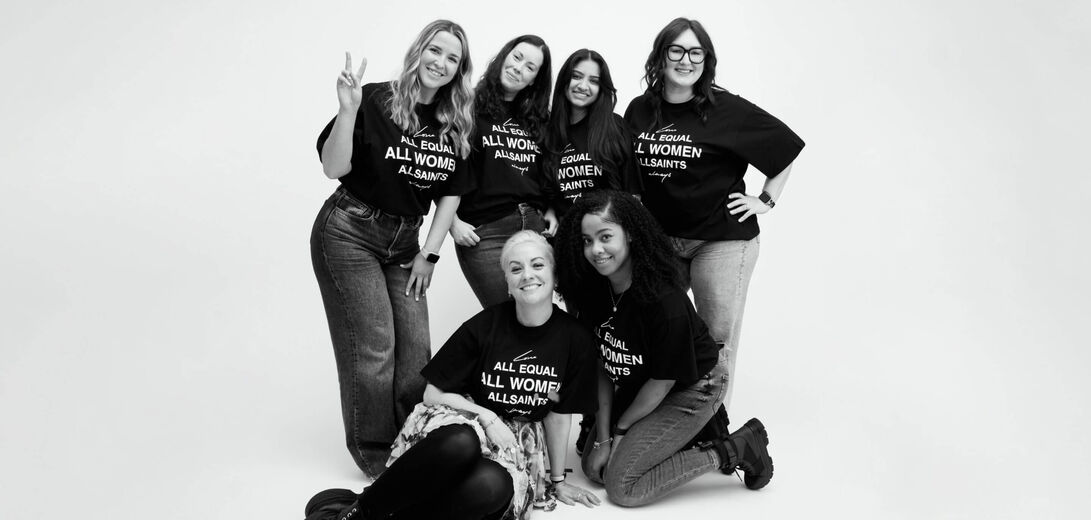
2;1;1089;518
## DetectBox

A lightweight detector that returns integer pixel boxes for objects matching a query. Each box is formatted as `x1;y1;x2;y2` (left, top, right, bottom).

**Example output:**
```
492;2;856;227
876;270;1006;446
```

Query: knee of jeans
604;477;650;508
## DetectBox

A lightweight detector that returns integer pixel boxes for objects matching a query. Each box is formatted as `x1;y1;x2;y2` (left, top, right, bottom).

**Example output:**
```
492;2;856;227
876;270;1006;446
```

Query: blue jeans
310;187;430;478
582;355;729;506
454;204;545;308
671;236;759;411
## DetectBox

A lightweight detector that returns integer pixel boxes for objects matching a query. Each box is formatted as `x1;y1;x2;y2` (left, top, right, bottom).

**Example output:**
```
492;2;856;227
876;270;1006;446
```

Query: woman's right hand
337;52;367;111
484;419;519;455
449;217;481;247
585;440;611;481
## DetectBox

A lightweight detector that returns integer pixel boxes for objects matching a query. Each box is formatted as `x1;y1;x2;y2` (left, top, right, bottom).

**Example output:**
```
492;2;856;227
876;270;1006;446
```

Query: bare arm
544;412;601;507
320;53;368;179
615;378;675;431
402;195;461;300
727;161;795;222
422;383;517;450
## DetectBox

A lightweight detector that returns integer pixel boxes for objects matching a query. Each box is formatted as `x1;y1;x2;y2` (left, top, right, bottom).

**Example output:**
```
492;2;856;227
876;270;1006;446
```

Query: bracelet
592;437;613;449
549;474;566;483
611;425;629;436
479;415;498;429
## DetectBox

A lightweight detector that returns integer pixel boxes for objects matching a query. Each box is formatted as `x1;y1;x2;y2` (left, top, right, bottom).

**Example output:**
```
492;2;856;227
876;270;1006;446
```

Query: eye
582;237;592;246
601;233;612;242
532;262;545;269
589;77;600;85
427;46;440;55
448;55;459;64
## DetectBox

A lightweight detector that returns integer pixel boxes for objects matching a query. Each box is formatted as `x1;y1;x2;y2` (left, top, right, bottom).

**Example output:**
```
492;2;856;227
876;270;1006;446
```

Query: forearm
423;196;460;253
320;108;358;179
543;412;572;479
616;379;674;430
423;383;499;424
760;162;794;201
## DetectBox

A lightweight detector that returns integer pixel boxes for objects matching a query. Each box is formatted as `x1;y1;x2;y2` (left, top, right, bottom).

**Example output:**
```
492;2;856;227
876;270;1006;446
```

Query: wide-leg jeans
310;187;430;478
454;204;545;308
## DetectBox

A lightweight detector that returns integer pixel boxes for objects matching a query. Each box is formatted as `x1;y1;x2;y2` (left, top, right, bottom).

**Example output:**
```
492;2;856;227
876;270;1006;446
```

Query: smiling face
581;211;632;287
566;58;601;116
662;28;704;92
499;42;544;100
504;241;555;306
417;30;463;98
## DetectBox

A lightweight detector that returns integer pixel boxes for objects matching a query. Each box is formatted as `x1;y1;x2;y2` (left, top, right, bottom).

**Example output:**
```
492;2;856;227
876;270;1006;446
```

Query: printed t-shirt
456;103;547;227
549;114;643;217
578;283;720;414
316;82;472;216
624;91;805;240
422;302;598;421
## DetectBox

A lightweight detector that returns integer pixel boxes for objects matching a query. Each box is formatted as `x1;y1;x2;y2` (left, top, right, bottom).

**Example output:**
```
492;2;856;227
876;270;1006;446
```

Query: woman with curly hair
310;19;475;478
543;49;641;221
625;18;805;412
305;232;601;520
449;35;557;308
554;190;774;506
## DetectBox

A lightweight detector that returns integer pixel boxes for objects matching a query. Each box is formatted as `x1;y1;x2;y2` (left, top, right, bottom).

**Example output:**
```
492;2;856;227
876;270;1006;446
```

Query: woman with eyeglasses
449;35;556;309
311;19;474;478
624;18;805;415
544;49;642;221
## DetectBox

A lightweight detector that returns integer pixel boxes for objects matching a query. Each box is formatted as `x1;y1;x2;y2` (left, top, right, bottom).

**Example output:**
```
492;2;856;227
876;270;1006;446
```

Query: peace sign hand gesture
336;52;368;111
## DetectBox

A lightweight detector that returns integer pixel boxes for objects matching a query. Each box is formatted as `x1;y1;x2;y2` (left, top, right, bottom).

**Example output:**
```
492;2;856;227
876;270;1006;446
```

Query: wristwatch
420;249;440;264
759;191;776;208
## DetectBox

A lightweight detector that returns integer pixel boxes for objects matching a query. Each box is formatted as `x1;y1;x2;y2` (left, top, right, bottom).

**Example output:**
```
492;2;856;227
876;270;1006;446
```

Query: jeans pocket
334;199;379;222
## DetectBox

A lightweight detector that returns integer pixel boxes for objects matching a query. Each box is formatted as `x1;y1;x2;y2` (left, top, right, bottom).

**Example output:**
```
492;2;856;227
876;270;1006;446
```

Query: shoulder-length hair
554;191;683;308
545;49;628;180
641;17;724;129
475;35;552;142
387;19;475;158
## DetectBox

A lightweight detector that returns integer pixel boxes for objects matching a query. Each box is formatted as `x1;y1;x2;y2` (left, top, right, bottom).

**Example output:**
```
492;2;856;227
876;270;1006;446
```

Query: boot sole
305;488;358;517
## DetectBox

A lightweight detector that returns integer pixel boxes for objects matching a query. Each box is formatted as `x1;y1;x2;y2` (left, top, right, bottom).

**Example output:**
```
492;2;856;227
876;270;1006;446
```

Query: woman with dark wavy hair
554;190;775;506
311;19;475;478
625;17;805;413
449;35;557;308
544;49;641;220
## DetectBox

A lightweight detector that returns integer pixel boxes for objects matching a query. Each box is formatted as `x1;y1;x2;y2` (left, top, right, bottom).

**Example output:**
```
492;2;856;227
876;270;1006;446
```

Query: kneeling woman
554;191;773;507
306;231;600;520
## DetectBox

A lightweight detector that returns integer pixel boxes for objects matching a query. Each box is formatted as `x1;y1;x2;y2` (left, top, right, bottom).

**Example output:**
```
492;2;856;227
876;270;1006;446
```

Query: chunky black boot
707;418;773;490
304;489;362;520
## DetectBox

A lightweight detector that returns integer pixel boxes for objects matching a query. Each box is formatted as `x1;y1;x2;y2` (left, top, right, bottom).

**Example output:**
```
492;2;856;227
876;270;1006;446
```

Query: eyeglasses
665;45;707;64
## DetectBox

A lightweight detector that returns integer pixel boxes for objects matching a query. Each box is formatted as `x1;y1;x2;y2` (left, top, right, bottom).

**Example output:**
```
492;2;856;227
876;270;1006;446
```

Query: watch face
425;252;440;264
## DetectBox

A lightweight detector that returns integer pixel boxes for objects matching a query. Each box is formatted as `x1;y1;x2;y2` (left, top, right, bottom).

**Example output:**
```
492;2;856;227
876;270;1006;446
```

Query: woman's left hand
552;481;601;507
399;253;435;301
542;209;559;237
726;192;771;223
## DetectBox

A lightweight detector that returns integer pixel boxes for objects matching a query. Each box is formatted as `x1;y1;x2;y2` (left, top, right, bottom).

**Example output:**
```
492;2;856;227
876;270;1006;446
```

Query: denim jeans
310;187;430;478
581;354;729;507
454;204;546;308
671;236;759;412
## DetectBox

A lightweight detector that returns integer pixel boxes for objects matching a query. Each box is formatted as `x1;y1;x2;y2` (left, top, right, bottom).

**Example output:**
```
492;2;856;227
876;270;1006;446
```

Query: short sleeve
645;294;701;383
730;100;805;178
550;325;599;415
421;319;483;394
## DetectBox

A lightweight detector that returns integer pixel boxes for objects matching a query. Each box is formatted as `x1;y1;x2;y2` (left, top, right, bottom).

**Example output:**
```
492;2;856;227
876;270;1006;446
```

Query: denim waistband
335;186;421;225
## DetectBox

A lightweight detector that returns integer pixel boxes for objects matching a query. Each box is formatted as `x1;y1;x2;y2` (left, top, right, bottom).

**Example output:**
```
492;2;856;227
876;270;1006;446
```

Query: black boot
304;489;362;520
710;418;773;490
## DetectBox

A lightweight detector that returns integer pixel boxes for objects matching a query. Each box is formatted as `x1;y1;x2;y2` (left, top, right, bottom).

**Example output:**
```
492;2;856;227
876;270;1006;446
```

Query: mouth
518;282;543;292
570;89;591;99
426;66;446;79
504;70;519;83
592;256;612;265
673;66;695;76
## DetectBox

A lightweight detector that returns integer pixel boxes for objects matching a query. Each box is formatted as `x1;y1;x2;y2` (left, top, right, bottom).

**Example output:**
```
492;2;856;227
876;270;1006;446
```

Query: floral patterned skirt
389;403;556;519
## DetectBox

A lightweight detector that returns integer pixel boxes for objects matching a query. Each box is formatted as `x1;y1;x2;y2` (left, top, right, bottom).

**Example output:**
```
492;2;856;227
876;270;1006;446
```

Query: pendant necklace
609;287;625;312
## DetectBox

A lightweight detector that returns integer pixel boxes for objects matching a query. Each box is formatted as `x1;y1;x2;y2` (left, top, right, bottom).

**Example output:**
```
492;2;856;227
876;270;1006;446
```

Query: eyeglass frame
664;44;708;64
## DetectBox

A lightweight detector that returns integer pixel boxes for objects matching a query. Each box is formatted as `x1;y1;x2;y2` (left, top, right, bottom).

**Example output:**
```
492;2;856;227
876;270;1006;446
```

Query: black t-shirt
578;283;720;414
624;91;805;240
548;114;643;218
316;82;473;216
456;104;547;226
422;302;598;421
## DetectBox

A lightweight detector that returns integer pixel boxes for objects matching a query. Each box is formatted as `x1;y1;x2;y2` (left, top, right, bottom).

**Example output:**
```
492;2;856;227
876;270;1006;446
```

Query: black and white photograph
2;1;1088;518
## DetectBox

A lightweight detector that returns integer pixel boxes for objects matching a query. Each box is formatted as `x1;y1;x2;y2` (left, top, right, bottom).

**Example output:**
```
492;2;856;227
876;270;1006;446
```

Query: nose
679;52;692;64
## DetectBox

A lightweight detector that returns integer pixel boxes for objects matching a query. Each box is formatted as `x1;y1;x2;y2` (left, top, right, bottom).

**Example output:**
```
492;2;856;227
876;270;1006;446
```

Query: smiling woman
448;36;557;309
309;19;475;479
306;231;602;520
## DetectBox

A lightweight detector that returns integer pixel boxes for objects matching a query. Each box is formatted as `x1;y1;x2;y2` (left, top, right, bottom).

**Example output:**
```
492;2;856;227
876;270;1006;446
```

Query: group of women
307;16;804;520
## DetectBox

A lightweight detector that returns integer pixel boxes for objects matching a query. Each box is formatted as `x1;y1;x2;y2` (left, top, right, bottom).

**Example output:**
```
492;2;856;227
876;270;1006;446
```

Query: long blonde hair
387;20;475;158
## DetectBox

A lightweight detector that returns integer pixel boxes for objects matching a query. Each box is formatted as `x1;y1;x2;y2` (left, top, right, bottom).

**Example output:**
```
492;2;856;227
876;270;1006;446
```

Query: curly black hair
474;35;552;142
554;190;683;309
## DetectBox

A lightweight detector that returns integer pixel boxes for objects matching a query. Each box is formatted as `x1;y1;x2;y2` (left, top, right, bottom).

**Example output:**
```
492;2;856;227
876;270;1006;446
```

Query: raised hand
336;51;368;111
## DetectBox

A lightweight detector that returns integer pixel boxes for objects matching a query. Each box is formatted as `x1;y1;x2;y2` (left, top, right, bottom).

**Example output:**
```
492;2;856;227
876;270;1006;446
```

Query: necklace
609;287;625;312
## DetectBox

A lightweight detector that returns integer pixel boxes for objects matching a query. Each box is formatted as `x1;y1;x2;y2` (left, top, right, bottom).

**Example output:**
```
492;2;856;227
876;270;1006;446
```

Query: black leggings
358;424;514;520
